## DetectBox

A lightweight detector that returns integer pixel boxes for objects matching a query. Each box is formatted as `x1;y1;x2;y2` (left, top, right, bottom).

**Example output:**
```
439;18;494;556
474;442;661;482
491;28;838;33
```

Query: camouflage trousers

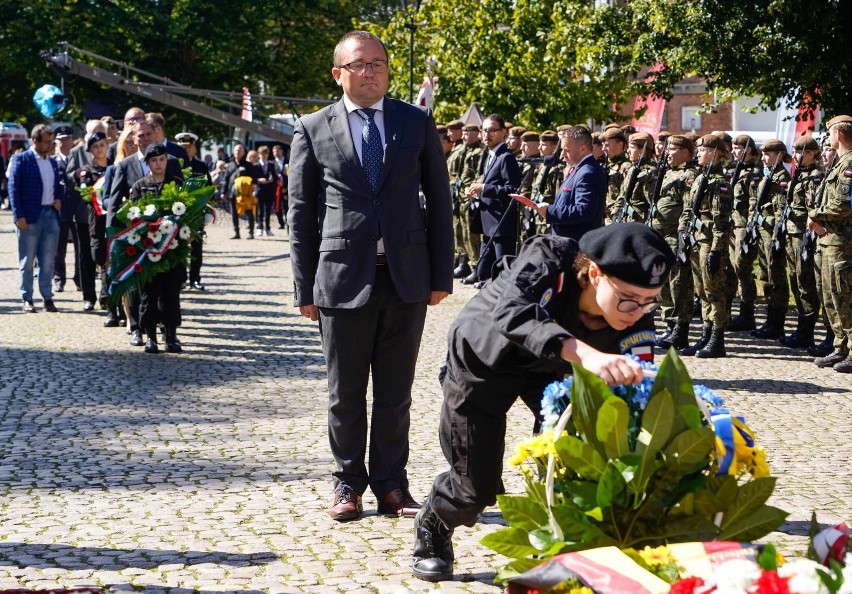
728;226;759;304
786;232;820;322
460;202;481;267
691;241;730;327
757;226;789;312
454;212;467;259
660;235;694;326
816;244;852;352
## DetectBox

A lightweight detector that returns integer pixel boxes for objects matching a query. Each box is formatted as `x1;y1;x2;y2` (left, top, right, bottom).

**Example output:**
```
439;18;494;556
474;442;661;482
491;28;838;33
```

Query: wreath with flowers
105;177;214;304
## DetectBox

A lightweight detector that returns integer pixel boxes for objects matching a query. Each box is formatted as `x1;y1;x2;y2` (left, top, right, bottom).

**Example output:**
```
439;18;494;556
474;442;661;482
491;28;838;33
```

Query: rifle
728;139;751;213
524;158;551;238
770;152;803;257
676;149;716;265
741;158;783;255
801;153;836;262
645;156;669;226
614;149;649;223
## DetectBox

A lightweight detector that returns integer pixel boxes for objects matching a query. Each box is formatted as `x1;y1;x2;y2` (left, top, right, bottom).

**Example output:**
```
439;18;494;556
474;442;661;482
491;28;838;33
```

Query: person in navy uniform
411;222;674;582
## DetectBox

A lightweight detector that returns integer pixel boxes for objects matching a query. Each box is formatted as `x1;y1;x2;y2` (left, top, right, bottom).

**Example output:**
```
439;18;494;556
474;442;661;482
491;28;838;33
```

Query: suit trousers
476;235;515;282
318;265;427;498
140;264;185;334
53;220;80;288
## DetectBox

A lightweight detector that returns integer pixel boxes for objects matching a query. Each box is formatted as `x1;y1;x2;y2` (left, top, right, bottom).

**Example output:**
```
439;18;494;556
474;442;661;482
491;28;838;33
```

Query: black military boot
696;327;726;358
412;503;454;582
678;324;711;357
692;296;702;318
655;321;676;347
779;317;816;349
815;350;847;368
666;322;692;350
751;308;786;339
728;302;756;332
808;326;835;357
833;355;852;373
453;255;471;279
164;327;183;354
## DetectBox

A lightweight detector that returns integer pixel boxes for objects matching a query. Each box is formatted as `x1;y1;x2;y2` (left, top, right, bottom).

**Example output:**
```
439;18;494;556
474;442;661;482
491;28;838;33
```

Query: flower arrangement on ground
483;349;787;583
106;177;213;304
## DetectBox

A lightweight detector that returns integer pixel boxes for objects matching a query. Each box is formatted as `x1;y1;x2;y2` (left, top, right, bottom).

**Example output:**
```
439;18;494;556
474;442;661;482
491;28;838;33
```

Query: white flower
148;253;162;262
172;201;187;216
128;206;141;220
159;219;175;233
169;239;179;250
778;559;830;594
127;233;141;245
179;226;192;240
713;559;759;593
144;204;157;216
148;231;163;243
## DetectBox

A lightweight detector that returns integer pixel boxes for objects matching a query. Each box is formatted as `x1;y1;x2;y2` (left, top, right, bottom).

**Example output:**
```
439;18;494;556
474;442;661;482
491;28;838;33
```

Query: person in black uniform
411;222;674;582
175;132;211;291
129;144;185;354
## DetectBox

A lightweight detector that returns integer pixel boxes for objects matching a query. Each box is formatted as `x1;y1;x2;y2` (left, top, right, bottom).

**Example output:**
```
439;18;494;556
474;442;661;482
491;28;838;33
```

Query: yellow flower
509;430;560;466
749;446;770;478
569;588;593;594
638;545;674;567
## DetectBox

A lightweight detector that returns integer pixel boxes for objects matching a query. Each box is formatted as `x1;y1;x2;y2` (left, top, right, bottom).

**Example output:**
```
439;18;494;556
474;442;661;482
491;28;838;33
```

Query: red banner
631;64;667;137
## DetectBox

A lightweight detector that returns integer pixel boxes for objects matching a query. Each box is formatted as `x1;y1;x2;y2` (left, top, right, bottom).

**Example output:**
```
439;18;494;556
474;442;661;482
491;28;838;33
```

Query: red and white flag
242;87;253;122
415;75;435;110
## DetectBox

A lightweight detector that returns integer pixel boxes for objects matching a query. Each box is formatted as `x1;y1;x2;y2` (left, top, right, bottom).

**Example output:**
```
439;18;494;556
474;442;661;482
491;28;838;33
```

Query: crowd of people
4;107;290;353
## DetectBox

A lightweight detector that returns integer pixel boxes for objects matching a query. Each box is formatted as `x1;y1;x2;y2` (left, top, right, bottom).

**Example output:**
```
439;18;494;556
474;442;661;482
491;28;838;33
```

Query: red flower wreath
142;237;154;247
125;245;138;257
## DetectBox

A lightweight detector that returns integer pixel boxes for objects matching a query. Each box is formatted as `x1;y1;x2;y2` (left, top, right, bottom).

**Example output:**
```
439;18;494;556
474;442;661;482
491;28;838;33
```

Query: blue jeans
17;206;61;303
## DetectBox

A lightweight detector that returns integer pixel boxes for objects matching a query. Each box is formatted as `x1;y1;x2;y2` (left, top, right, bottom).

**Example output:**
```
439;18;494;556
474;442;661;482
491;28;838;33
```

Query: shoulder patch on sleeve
619;330;657;354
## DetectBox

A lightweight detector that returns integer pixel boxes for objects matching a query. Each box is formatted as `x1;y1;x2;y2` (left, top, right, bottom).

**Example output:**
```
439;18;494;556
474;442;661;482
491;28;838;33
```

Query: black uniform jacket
448;235;656;380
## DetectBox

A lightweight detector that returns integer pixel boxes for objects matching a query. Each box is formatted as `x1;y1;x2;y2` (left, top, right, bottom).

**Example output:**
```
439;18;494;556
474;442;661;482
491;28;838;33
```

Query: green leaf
496;495;549;531
759;543;778;571
597;464;628;508
658;515;721;544
807;511;822;562
529;528;558;552
630;389;674;502
480;527;541;558
555;435;607;481
569;362;613;453
664;427;714;472
717;505;788;541
560;481;599;511
597;397;630;460
653;350;699;435
719;477;778;531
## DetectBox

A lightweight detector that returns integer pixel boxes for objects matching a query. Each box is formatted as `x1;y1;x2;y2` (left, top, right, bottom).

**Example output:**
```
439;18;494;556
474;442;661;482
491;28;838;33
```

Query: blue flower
693;384;725;410
541;377;573;431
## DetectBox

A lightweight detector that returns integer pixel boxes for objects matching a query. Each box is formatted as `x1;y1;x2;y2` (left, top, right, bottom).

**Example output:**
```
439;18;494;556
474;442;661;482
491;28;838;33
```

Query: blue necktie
357;108;383;191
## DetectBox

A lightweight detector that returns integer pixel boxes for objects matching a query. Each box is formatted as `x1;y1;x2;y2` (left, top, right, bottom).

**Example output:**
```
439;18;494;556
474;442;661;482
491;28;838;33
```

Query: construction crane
43;42;336;146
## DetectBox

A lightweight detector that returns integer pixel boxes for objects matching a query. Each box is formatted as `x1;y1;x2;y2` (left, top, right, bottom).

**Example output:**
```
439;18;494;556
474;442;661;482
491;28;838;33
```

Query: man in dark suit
288;30;454;522
108;120;183;346
8;124;64;312
533;125;607;241
465;114;522;287
146;112;189;164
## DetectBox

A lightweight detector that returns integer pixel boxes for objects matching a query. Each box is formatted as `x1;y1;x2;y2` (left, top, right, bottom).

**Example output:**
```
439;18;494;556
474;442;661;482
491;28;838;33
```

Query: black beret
579;223;675;289
86;131;107;151
144;143;168;162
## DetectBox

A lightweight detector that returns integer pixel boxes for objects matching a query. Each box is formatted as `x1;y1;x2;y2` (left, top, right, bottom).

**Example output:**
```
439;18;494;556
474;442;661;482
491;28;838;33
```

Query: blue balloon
33;84;66;117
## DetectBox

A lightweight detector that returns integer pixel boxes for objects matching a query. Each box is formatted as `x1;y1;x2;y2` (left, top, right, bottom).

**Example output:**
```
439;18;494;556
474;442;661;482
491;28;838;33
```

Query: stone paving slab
1;207;851;593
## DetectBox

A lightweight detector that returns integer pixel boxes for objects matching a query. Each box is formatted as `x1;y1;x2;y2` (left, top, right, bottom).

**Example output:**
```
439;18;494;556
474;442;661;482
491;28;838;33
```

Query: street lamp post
400;0;422;103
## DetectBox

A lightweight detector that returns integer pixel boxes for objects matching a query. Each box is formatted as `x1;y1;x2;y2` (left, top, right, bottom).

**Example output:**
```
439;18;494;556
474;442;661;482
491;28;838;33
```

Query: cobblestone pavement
1;207;850;593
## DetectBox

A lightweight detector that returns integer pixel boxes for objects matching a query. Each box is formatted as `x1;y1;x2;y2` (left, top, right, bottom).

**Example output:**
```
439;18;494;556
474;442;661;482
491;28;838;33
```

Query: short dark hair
564;125;592;149
484;114;506;129
334;31;388;66
31;124;53;141
145;112;165;130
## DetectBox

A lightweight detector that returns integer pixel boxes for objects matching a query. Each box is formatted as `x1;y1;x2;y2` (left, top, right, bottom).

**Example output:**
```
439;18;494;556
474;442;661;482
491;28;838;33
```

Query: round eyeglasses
604;275;661;314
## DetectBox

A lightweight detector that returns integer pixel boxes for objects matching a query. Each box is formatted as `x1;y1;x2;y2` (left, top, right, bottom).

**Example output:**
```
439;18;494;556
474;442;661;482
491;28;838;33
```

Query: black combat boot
833;355;852;373
692;296;702;318
412;503;454;582
815;350;847;368
807;313;835;357
696;327;726;358
453;255;471;279
728;302;756;332
678;324;711;357
779;316;816;349
750;308;786;340
655;321;676;347
665;322;692;350
164;327;183;354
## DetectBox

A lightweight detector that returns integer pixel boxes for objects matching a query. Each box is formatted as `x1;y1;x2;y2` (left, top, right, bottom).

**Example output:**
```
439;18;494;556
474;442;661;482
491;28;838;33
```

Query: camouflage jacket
679;164;733;252
730;162;762;227
612;160;657;223
810;150;852;246
605;153;631;219
651;163;698;237
785;163;821;234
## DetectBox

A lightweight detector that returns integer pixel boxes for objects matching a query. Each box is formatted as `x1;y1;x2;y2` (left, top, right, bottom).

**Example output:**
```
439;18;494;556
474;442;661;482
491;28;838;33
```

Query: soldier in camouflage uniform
517;131;541;244
612;132;657;224
446;121;470;278
653;135;698;350
779;135;823;349
526;130;563;238
677;134;733;358
601;127;631;222
808;136;838;357
592;132;607;169
458;125;485;285
655;131;671;162
507;126;525;160
808;114;852;372
727;135;763;331
749;139;792;340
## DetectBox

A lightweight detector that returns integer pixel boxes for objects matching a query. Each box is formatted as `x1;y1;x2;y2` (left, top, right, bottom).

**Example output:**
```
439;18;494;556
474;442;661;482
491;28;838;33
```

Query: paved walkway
0;207;850;593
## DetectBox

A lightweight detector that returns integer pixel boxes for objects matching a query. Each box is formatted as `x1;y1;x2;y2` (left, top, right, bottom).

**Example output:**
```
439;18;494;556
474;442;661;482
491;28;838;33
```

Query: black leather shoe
103;315;120;328
22;301;37;313
378;489;421;518
230;231;240;239
461;272;479;285
247;232;254;239
118;318;128;327
452;263;471;279
164;327;182;353
83;301;95;311
808;336;834;357
130;329;144;347
190;281;205;291
43;301;58;313
472;280;486;289
412;503;454;582
144;337;159;354
54;283;64;293
327;485;362;521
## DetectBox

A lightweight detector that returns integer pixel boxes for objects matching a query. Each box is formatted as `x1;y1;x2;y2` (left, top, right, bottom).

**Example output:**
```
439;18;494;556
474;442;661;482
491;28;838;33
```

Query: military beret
86;131;107;152
462;124;480;132
144;143;168;162
575;124;592;133
712;131;733;144
509;126;526;136
696;134;726;150
603;123;621;131
446;120;463;130
684;131;700;143
579;222;675;289
668;135;694;153
540;130;558;142
793;135;819;151
601;127;627;142
557;124;572;133
761;138;789;154
629;132;654;147
591;132;603;145
521;131;540;142
436;125;448;135
826;115;852;129
175;131;199;145
621;124;637;136
657;131;671;142
733;134;756;149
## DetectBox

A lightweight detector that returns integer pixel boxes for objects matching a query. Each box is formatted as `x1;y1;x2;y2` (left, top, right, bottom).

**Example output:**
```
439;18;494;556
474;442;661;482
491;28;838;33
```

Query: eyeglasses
338;60;389;75
482;128;503;134
124;115;144;124
603;275;661;314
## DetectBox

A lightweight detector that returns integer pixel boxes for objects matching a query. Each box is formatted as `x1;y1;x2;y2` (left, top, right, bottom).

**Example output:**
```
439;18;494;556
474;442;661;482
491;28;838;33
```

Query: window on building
681;107;702;132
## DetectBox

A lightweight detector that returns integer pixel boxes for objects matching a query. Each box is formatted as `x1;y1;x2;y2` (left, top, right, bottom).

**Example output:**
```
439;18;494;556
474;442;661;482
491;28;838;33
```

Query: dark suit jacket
107;152;183;228
162;140;189;165
255;159;278;200
288;97;454;309
478;143;522;238
546;154;607;241
8;149;64;224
